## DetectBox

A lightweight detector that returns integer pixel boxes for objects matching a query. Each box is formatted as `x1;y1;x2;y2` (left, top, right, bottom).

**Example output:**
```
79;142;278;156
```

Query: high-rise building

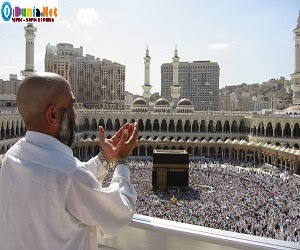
239;92;252;111
0;74;21;95
219;91;231;111
45;43;125;109
161;58;220;111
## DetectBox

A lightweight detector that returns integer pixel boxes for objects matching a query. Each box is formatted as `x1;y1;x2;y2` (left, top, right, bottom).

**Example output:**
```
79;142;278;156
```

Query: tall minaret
21;23;37;78
142;45;152;102
170;45;181;107
291;11;300;106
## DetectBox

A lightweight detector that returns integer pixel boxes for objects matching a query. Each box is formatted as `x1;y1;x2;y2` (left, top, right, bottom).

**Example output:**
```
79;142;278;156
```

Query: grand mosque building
0;15;300;175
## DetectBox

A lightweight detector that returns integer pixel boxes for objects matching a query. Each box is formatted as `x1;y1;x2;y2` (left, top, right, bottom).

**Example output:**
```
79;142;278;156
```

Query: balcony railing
97;214;299;250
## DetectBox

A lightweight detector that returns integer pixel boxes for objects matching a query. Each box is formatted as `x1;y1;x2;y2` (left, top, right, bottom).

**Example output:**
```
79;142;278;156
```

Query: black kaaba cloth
152;149;189;190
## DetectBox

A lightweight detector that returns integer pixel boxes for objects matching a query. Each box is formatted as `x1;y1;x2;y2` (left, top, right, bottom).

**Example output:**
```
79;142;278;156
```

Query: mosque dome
131;97;149;112
132;97;148;106
286;105;300;115
154;98;171;107
154;98;171;113
176;98;194;113
177;98;193;107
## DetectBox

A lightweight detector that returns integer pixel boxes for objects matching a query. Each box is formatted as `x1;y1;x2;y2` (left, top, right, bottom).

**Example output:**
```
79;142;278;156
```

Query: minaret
21;23;37;78
291;11;300;105
170;45;181;107
142;45;152;102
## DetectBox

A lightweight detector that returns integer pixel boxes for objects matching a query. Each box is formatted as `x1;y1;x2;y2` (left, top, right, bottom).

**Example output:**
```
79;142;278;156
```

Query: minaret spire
291;12;300;105
170;45;181;108
174;44;178;58
21;23;37;78
142;45;152;102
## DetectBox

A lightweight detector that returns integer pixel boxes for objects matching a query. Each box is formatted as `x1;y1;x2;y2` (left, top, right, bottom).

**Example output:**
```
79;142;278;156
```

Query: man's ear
45;105;60;127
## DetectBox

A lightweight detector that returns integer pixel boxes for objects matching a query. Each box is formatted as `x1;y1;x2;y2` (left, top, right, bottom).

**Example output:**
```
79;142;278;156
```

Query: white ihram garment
0;131;137;250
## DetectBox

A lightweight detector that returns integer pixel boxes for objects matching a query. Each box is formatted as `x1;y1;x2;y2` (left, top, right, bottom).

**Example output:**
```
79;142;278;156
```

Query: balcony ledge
98;214;299;250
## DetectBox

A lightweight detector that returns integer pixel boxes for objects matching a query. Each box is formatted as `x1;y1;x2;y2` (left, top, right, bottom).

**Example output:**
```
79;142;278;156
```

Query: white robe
0;131;137;250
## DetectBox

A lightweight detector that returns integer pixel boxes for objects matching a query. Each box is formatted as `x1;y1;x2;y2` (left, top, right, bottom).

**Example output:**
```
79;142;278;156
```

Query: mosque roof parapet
239;140;248;145
280;147;286;152
74;108;300;118
130;139;298;157
232;139;239;144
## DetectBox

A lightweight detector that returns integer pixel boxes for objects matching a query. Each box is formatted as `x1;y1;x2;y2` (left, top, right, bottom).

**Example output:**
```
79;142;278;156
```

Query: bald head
17;72;71;130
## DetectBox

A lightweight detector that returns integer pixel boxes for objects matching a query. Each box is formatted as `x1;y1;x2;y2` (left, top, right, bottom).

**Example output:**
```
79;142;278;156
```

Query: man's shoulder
3;138;25;158
4;137;79;175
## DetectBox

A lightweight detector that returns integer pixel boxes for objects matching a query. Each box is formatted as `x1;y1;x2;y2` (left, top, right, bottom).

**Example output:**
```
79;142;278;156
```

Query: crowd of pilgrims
102;159;300;243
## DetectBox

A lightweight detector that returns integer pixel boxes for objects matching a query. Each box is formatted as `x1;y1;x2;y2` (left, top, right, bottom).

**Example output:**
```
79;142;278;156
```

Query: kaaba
152;149;189;190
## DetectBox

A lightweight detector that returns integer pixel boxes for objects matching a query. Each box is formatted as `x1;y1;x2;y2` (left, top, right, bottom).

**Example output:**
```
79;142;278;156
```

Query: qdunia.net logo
0;0;58;23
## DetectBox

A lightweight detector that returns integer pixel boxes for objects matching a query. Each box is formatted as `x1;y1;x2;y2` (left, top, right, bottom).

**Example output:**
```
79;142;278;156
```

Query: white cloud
76;8;100;27
208;43;230;50
58;19;72;29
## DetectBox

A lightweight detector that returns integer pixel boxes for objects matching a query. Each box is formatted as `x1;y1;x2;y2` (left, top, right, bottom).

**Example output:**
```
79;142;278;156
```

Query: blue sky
0;0;299;95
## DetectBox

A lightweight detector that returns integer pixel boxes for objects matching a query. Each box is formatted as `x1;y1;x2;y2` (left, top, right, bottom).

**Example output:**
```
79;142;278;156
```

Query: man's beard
58;108;75;147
